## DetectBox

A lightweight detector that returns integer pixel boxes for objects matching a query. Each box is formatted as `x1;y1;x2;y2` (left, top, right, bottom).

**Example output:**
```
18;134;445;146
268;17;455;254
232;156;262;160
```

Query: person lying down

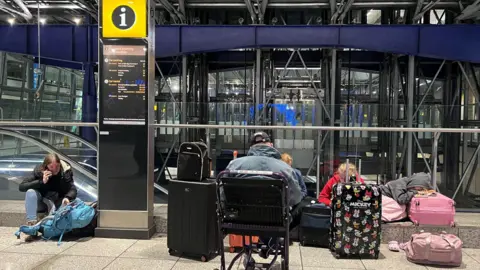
378;172;433;205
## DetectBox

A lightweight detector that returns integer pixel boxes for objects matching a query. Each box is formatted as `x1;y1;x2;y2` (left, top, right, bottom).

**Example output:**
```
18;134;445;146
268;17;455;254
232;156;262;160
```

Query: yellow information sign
102;0;147;38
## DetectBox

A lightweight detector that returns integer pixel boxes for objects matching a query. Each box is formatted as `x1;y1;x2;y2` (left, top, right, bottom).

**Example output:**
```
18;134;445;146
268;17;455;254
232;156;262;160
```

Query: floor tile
0;227;16;235
464;248;480;263
105;258;177;270
0;252;53;270
172;260;226;270
0;233;23;252
425;252;480;270
300;246;366;269
304;268;364;270
361;248;427;270
2;239;77;255
61;237;137;257
35;255;115;270
120;236;179;261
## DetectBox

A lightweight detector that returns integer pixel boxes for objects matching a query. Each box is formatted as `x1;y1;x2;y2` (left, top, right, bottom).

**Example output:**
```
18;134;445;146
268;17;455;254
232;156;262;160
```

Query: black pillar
95;0;156;239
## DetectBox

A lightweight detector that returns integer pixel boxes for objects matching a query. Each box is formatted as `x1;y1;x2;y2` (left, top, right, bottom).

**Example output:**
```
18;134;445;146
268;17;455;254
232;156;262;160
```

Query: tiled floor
0;226;479;270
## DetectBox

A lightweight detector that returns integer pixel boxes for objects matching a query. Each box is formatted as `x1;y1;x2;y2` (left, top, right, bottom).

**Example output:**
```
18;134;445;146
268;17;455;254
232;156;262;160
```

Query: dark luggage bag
167;179;219;262
299;203;331;247
330;183;382;259
177;142;211;181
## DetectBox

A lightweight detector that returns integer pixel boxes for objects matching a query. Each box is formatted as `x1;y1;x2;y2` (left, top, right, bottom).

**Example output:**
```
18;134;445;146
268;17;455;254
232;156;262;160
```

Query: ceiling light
39;18;46;24
73;18;81;25
7;18;15;25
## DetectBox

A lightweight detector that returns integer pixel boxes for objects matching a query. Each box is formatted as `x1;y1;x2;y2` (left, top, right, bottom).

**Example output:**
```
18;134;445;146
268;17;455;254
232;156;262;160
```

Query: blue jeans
25;189;56;222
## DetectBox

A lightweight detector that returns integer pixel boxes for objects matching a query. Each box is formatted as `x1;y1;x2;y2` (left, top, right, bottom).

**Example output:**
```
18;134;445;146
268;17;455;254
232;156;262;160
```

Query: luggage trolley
216;170;291;270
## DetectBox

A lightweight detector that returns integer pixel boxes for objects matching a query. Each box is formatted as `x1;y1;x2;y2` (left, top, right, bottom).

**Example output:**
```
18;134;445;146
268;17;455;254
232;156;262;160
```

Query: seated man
225;132;305;261
19;153;77;241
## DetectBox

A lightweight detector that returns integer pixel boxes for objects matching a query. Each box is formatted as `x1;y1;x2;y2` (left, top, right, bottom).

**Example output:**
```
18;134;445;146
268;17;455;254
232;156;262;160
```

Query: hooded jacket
226;144;303;207
19;160;77;207
318;173;365;206
378;172;433;205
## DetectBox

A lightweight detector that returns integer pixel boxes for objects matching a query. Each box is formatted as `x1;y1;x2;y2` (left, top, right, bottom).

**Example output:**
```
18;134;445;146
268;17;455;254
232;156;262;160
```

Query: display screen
102;44;147;125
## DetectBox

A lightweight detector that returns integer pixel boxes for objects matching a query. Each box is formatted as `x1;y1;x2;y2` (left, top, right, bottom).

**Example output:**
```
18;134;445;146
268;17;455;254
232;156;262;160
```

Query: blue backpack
15;198;96;246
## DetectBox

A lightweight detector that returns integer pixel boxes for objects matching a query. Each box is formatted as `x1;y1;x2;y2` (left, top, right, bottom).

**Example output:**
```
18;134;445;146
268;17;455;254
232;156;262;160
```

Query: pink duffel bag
381;195;407;222
404;231;463;267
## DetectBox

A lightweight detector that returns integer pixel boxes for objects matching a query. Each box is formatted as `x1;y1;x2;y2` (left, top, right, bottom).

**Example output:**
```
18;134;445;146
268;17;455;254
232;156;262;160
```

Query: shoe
24;220;39;242
259;247;271;259
243;254;255;270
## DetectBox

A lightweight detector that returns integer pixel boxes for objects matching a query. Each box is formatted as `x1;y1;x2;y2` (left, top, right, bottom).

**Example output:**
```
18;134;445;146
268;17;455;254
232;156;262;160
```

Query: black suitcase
299;203;331;247
177;142;210;181
167;179;219;262
330;183;382;259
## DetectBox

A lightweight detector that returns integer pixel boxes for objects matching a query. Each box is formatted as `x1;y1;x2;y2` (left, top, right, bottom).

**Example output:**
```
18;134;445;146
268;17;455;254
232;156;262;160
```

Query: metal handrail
1;121;480;133
0;121;97;127
3;126;97;151
0;128;97;181
0;107;3;147
152;123;480;134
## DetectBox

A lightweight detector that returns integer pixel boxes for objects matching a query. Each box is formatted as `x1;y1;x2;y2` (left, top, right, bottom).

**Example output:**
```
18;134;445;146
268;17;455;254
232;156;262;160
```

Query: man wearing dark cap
225;131;304;263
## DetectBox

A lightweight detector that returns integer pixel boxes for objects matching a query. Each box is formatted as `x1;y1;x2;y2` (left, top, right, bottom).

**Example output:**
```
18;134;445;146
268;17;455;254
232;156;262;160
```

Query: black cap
250;131;271;146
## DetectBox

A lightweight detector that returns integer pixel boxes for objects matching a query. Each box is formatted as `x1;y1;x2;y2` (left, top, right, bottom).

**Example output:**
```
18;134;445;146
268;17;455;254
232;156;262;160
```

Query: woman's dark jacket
19;160;77;206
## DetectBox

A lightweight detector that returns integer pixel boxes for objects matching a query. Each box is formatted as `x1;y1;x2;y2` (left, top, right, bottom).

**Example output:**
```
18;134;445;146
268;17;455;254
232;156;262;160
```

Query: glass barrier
0;133;97;202
153;123;480;210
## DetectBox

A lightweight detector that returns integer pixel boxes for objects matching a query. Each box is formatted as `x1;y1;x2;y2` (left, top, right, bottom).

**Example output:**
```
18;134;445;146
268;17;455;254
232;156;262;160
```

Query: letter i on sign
119;7;127;27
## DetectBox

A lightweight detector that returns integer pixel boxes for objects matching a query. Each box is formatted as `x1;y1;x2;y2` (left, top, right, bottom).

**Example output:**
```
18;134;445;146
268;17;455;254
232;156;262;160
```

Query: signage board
102;0;147;38
101;44;147;125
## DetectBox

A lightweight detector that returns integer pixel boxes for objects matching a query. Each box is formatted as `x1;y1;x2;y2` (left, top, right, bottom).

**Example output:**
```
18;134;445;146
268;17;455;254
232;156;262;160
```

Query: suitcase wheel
372;251;379;259
451;221;456;227
201;255;208;262
168;249;175;256
414;221;419;226
334;253;341;259
229;247;235;253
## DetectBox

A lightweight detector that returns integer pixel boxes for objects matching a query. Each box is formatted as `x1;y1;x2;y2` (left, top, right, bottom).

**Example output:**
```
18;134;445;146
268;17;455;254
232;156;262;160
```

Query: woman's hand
43;171;52;184
62;198;70;205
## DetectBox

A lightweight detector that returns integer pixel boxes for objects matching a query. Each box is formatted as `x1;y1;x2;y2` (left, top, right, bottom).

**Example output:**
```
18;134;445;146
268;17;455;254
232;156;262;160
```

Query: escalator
0;128;168;203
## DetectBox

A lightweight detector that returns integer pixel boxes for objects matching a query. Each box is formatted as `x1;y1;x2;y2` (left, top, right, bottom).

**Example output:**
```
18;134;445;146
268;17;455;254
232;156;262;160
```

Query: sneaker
24;220;39;242
243;254;255;270
258;247;271;259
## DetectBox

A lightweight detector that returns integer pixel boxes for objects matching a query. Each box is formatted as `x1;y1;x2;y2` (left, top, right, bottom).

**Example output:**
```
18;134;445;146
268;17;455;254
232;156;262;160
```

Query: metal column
181;56;187;142
255;49;262;125
406;56;415;176
329;50;337;175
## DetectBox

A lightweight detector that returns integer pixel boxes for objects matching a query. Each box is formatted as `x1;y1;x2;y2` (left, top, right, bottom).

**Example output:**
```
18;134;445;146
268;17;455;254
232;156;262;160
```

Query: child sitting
318;162;364;206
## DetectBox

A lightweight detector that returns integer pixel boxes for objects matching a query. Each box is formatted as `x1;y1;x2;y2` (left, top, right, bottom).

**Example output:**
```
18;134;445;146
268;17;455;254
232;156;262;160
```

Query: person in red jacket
318;162;364;206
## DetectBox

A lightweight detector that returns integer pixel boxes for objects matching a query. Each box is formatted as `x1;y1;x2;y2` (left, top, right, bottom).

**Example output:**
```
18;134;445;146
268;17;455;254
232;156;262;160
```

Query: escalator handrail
0;128;168;196
0;128;98;182
2;126;97;151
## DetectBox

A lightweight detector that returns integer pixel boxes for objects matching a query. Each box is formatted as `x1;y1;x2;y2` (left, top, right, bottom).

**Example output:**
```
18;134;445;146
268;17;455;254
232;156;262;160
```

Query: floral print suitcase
330;183;382;259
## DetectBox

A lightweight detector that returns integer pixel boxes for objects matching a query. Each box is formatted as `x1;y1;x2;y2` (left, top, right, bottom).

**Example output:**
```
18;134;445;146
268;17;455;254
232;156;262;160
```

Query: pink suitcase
408;193;456;227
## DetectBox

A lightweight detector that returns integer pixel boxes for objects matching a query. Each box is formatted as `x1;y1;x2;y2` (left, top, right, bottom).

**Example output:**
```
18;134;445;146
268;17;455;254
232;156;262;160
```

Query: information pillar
96;0;156;239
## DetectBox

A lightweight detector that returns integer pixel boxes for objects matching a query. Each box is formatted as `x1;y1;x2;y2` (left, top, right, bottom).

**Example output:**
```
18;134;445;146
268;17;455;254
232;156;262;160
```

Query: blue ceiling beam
0;24;479;69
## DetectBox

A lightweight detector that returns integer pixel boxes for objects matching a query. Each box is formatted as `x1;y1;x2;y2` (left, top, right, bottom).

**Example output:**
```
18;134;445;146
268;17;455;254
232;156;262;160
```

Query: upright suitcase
177;142;211;181
408;193;455;227
167;179;219;262
299;203;331;247
331;183;382;259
